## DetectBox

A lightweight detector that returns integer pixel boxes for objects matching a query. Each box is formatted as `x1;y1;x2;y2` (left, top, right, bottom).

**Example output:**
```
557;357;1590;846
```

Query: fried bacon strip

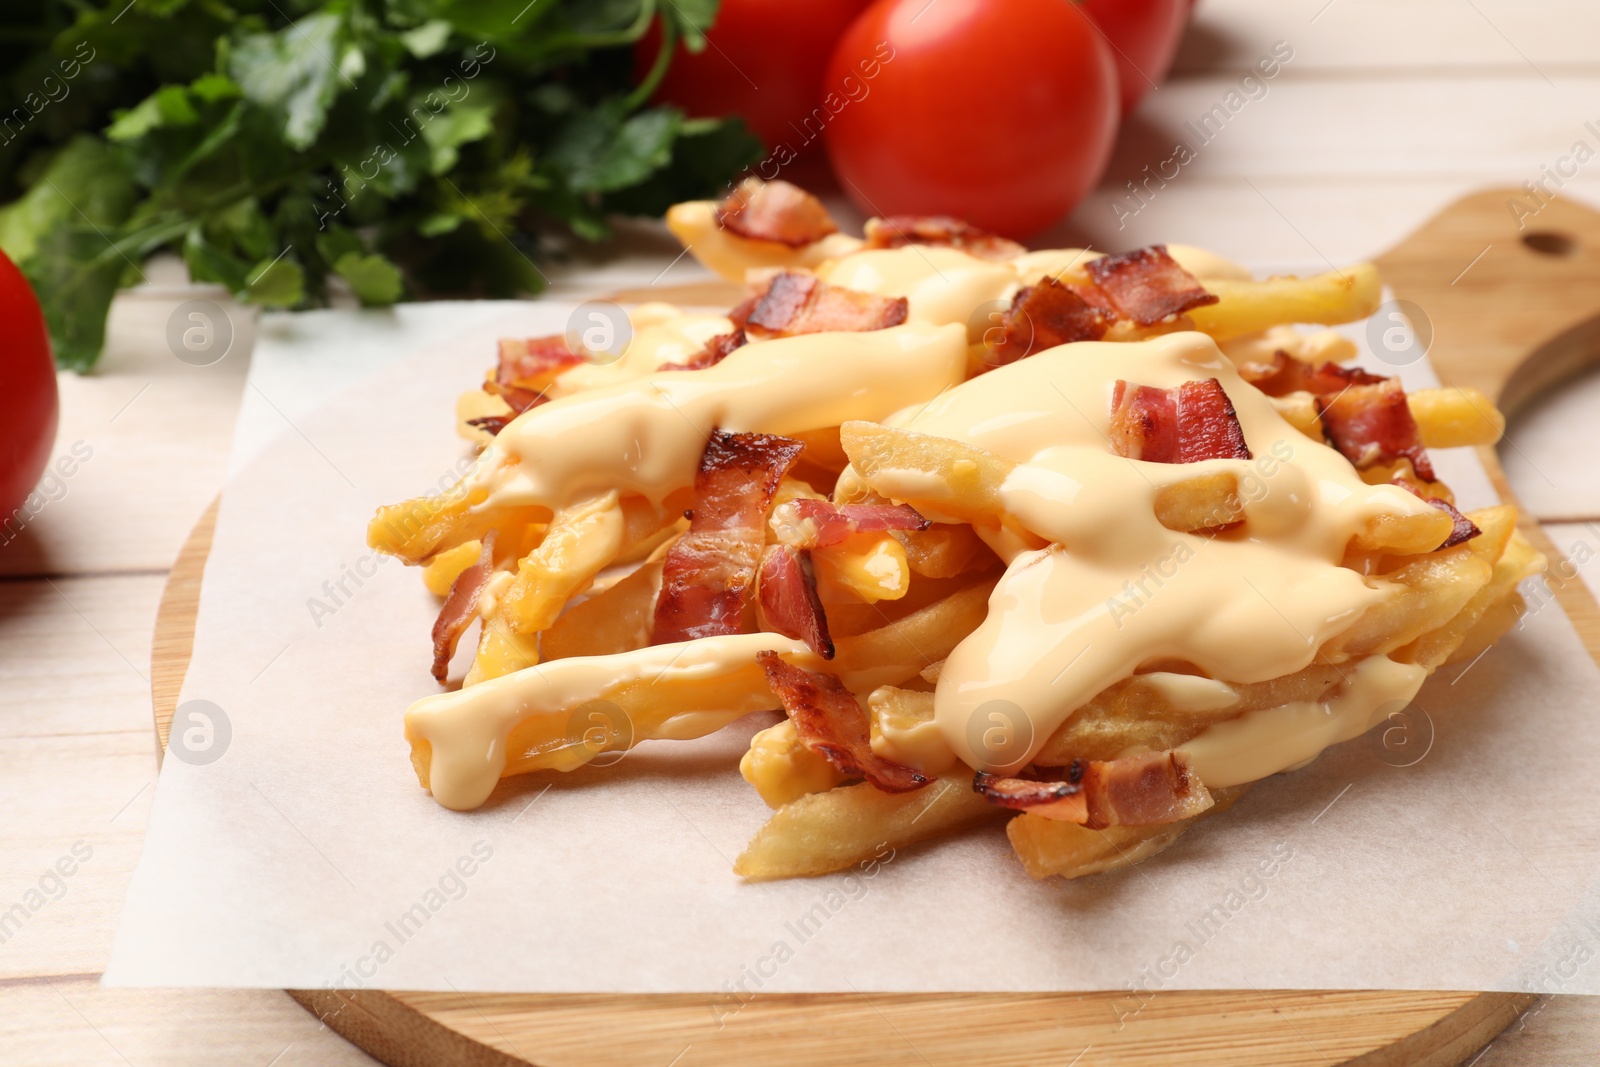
430;531;497;683
769;498;930;549
1110;378;1252;463
862;215;1026;261
717;179;839;247
756;652;928;792
1318;379;1436;481
1237;350;1387;398
737;272;909;338
661;329;747;373
1086;245;1219;326
466;414;512;436
652;431;806;644
486;335;584;414
986;277;1111;366
973;752;1212;830
757;545;834;658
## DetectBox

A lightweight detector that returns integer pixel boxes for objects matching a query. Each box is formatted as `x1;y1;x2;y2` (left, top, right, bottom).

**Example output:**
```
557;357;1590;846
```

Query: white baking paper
105;296;1600;995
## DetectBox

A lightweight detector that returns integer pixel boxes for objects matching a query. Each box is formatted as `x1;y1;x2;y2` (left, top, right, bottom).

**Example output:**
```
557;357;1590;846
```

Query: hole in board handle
1522;231;1578;257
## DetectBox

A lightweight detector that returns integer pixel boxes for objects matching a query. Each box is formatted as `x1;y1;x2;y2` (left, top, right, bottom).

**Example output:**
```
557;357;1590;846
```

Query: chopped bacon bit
973;751;1212;830
1238;350;1387;398
717;179;839;248
661;330;747;373
757;545;834;658
1395;477;1481;549
466;414;513;436
770;499;930;549
756;652;927;793
483;378;547;416
986;277;1111;366
1085;245;1219;326
1110;378;1252;463
862;216;1026;261
430;532;497;683
1318;379;1436;481
741;272;909;337
498;335;584;388
652;431;806;644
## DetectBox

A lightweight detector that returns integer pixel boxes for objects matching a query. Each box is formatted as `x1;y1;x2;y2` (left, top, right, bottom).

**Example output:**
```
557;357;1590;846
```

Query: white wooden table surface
6;1;1600;1062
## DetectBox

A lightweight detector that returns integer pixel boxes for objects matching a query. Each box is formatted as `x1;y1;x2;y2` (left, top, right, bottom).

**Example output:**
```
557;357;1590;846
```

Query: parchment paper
105;297;1600;994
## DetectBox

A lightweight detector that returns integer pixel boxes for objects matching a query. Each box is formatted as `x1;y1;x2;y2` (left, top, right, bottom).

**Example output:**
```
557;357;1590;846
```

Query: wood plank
1175;0;1600;75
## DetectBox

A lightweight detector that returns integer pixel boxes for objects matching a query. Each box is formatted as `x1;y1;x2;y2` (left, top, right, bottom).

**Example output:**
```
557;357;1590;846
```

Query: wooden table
6;1;1600;1062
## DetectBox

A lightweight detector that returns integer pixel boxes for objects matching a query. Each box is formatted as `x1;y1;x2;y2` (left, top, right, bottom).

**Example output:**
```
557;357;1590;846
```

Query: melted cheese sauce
408;228;1442;810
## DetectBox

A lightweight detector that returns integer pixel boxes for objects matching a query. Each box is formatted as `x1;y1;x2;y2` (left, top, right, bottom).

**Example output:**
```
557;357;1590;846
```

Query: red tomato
635;0;873;170
1077;0;1190;115
823;0;1119;239
0;248;58;533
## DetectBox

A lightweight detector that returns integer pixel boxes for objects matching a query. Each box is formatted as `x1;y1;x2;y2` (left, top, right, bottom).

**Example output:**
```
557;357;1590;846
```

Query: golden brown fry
1006;788;1244;880
741;718;844;809
840;421;1015;525
1348;505;1457;556
1407;387;1505;449
813;533;911;604
735;772;1002;880
1398;514;1542;669
1185;263;1382;341
502;492;626;634
540;558;665;662
1153;471;1244;533
422;540;483;597
895;523;992;578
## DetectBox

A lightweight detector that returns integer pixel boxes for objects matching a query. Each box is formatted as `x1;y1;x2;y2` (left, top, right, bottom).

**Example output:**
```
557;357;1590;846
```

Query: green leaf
229;12;347;150
334;251;404;306
245;254;305;307
663;0;718;51
400;20;454;58
548;103;681;194
22;227;125;372
107;86;200;142
183;226;251;293
420;102;495;174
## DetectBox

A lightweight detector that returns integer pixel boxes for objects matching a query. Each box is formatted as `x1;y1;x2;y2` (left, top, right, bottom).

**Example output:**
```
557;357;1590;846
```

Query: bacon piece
769;499;930;549
756;652;927;793
862;216;1026;261
1085;245;1219;326
1395;477;1481;549
1110;378;1252;463
985;277;1112;366
1238;350;1387;398
661;330;747;373
430;531;497;683
740;272;909;337
717;179;839;248
757;545;833;658
652;431;806;644
484;335;584;414
466;414;513;436
1317;379;1436;481
973;751;1212;830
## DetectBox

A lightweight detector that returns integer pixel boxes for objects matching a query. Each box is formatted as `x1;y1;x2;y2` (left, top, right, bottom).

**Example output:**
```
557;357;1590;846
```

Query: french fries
378;186;1545;885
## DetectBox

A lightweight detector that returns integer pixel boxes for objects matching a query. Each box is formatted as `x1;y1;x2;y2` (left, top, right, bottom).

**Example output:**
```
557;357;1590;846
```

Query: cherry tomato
1077;0;1190;115
635;0;873;172
0;248;58;532
822;0;1119;239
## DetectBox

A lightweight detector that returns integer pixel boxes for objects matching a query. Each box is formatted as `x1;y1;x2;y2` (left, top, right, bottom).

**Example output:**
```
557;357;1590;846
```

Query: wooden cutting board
150;188;1600;1066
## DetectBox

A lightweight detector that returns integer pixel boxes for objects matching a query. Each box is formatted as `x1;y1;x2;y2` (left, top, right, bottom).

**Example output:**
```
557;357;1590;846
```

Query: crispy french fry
464;602;542;685
665;199;862;283
422;540;483;597
502;492;626;634
735;772;1002;880
741;718;844;809
1407;387;1505;448
1348;503;1457;556
1153;471;1244;533
1006;789;1243;880
840;421;1015;525
1267;392;1324;440
814;533;911;603
1185;263;1382;341
895;523;991;578
541;558;664;662
1399;515;1543;669
1220;324;1358;366
867;686;956;775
